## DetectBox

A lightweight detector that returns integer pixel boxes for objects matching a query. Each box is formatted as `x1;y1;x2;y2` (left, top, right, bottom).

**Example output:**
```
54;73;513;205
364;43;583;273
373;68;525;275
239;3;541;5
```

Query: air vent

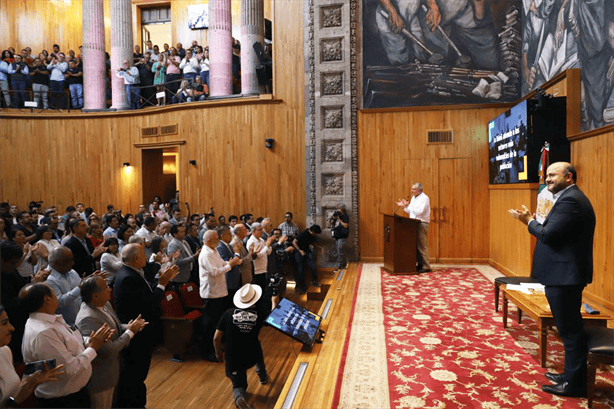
141;127;159;137
160;124;178;136
427;129;454;144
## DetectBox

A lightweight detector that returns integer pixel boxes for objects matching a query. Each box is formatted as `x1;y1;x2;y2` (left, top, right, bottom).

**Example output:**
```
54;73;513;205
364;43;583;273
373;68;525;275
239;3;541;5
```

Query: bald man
509;162;595;397
199;230;242;362
114;244;179;408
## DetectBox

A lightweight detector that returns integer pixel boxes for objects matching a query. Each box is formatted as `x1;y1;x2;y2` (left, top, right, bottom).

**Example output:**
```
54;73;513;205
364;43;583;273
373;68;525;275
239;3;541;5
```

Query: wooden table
501;285;611;367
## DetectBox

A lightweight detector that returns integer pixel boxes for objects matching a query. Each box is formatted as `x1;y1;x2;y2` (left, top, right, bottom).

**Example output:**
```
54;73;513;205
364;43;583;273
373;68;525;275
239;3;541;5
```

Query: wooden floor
145;266;352;409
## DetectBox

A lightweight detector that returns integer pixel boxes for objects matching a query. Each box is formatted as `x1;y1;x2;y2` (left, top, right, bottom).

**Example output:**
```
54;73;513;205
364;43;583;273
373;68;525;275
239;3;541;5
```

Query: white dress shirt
0;346;20;406
179;57;199;74
134;226;157;257
22;313;97;399
246;236;271;275
198;245;230;299
404;192;431;223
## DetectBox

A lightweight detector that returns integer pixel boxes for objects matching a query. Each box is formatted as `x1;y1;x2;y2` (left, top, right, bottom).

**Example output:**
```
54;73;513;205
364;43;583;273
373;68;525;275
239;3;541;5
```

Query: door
142;149;163;206
437;158;472;261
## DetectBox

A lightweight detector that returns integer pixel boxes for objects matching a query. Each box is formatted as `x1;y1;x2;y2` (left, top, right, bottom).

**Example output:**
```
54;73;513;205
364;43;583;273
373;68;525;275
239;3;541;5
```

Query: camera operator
115;59;140;110
330;203;350;271
271;228;294;277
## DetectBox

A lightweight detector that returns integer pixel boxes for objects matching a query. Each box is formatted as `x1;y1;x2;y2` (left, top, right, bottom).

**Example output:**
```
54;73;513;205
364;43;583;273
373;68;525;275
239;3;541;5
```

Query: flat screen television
265;298;322;347
488;97;569;184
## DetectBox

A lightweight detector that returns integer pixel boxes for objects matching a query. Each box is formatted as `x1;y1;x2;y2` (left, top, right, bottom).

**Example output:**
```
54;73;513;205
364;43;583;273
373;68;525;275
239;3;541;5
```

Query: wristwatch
5;397;18;408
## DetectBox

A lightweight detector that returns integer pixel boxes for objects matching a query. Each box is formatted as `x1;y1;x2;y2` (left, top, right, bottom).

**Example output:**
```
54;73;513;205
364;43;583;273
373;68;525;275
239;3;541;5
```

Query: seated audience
188;75;208;102
172;80;191;104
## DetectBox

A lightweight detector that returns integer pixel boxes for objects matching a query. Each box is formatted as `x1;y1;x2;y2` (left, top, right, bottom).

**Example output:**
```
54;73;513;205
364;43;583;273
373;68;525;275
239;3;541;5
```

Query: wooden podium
383;214;419;275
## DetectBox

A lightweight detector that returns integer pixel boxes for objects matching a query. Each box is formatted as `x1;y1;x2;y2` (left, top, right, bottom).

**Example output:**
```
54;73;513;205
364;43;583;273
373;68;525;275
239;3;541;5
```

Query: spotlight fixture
189;160;197;166
265;138;275;149
123;162;130;167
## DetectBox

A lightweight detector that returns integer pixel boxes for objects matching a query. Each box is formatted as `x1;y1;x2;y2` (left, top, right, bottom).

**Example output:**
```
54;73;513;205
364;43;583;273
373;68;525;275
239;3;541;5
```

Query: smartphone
24;358;56;375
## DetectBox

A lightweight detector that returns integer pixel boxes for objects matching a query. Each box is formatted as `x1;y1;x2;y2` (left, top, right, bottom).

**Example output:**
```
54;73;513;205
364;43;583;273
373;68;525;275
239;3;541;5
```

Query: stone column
209;0;232;96
240;0;264;95
305;1;359;266
110;0;133;110
82;0;106;110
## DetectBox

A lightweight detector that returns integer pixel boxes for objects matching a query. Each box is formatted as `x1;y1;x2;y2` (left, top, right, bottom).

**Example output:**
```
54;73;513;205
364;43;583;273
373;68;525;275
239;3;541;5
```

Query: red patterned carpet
382;267;614;409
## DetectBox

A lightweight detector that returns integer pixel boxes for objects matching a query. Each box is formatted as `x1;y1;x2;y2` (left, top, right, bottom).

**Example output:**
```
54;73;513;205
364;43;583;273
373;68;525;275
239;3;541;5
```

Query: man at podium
396;183;431;272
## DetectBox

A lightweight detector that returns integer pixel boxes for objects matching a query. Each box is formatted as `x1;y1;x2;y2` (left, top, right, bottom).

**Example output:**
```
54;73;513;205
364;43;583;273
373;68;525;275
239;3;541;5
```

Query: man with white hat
214;283;268;409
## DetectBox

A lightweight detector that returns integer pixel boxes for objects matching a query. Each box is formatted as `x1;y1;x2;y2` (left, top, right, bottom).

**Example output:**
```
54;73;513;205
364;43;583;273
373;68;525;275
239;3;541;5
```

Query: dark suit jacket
217;241;241;290
113;265;164;348
75;302;132;392
529;185;596;286
65;236;95;276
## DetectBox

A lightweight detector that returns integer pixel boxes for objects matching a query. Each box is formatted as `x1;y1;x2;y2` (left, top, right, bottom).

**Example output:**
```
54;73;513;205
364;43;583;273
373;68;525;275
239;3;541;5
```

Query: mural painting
363;0;523;108
522;0;614;131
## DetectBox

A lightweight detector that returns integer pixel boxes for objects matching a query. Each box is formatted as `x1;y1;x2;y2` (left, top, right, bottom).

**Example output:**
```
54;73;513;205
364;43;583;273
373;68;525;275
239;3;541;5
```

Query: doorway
140;6;172;51
141;147;178;206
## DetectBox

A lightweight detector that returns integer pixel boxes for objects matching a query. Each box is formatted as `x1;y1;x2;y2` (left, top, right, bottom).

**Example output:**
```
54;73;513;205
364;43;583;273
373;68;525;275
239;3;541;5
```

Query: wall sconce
189;160;197;166
123;162;130;167
265;138;275;149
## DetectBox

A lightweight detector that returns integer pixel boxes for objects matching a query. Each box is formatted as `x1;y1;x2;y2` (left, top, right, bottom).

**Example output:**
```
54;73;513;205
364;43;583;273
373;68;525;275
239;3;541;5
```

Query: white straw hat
233;283;262;309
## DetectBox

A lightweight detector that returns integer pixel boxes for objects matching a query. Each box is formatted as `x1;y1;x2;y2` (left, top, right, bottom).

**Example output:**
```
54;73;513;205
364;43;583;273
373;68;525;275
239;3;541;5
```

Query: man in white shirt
115;59;141;110
396;183;431;272
20;282;112;408
179;49;199;82
245;222;275;289
134;217;158;258
199;230;242;362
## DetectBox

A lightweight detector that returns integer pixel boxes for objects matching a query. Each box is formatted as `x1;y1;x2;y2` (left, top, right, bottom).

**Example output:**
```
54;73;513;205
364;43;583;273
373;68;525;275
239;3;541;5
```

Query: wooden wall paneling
438;158;472;262
0;0;113;56
358;106;508;261
571;132;614;310
488;185;538;277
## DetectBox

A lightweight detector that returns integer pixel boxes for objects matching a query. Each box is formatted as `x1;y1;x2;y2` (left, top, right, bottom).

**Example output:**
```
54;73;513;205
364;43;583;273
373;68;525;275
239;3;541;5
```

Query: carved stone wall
305;0;359;266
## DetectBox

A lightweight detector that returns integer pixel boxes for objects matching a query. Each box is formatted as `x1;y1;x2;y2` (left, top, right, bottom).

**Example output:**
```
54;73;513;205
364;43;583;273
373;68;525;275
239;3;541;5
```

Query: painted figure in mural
376;0;500;70
523;0;614;130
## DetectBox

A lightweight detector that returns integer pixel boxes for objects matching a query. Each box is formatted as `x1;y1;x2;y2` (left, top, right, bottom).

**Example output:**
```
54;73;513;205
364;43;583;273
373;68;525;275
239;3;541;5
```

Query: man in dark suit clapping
65;219;106;277
510;162;596;398
113;244;179;408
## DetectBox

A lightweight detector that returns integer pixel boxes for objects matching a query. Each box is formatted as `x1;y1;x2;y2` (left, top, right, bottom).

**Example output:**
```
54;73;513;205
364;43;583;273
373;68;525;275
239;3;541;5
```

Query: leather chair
585;327;614;409
160;290;202;361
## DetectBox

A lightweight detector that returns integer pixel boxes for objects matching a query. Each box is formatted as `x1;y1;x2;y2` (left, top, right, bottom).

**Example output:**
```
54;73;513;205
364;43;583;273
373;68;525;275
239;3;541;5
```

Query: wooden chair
159;290;202;361
585;327;614;409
